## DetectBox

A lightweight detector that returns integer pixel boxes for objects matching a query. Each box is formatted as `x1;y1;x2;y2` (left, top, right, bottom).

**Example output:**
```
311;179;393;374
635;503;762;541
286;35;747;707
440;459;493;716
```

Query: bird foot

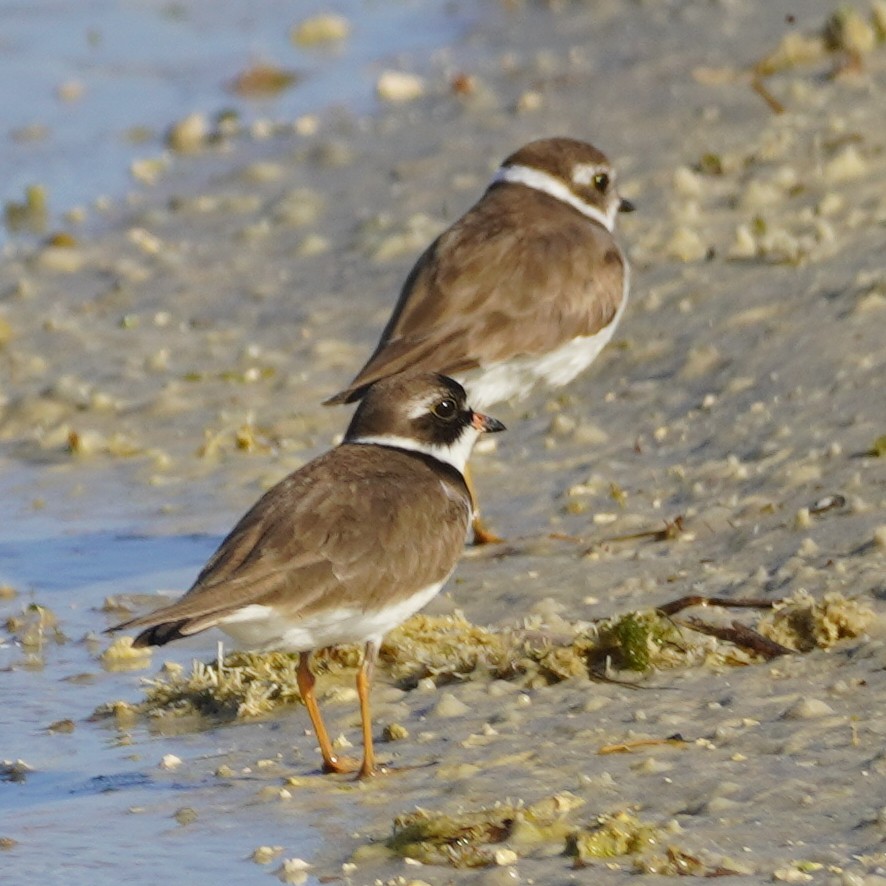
321;755;362;775
470;517;504;546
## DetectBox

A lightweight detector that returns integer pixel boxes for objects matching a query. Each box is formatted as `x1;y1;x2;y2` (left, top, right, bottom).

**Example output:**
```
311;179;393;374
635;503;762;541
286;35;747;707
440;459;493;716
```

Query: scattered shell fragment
823;145;867;183
174;806;198;826
383;723;409;742
782;698;835;720
292;13;350;45
1;760;34;783
56;80;85;102
230;64;300;97
823;7;877;55
665;227;707;262
434;692;470;719
166;113;209;152
275;857;311;884
252;845;284;865
376;70;426;103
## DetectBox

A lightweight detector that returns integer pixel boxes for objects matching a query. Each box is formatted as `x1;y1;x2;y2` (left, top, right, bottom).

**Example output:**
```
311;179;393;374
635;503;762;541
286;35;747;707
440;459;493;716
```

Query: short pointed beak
619;197;636;213
471;411;506;434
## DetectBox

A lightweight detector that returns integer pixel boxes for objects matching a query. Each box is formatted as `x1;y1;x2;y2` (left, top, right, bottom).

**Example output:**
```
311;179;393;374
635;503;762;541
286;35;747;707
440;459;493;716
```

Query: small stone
275;857;311;884
383;723;409;741
673;166;703;198
772;867;813;883
166;112;209;152
131;156;169;184
57;80;85;102
376;70;425;103
798;538;819;556
729;224;757;259
46;719;75;734
493;848;518;866
292;13;350;45
548;413;577;436
297;234;330;257
824;7;877;55
433;692;470;718
665;226;707;262
823;145;866;183
252;845;283;865
516;90;542;112
159;754;183;770
173;807;198;825
783;698;834;720
794;508;812;529
34;245;85;274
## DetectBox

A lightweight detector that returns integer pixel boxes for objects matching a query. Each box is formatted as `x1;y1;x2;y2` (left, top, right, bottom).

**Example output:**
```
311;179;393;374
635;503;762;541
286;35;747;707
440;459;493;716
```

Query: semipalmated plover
109;373;505;778
325;137;633;542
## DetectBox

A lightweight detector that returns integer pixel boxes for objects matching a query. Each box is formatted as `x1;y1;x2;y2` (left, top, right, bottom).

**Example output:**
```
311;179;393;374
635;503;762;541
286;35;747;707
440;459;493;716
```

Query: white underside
464;281;629;409
458;163;628;409
217;577;449;652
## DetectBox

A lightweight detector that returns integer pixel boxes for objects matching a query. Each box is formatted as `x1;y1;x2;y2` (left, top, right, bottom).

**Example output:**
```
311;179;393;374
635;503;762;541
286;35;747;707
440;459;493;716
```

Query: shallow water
2;0;471;243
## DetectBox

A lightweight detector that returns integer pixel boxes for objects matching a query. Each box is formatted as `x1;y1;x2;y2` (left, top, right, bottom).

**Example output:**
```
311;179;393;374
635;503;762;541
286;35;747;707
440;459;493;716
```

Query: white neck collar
491;164;615;232
348;430;479;474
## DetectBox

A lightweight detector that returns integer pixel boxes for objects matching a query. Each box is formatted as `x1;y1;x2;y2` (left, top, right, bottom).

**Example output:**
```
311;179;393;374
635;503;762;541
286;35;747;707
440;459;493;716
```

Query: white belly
216;577;448;652
465;311;624;409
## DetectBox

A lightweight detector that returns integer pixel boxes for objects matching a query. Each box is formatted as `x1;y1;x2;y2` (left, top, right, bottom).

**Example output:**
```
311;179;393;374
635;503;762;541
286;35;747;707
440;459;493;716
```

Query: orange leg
465;464;503;546
297;651;358;774
356;641;379;778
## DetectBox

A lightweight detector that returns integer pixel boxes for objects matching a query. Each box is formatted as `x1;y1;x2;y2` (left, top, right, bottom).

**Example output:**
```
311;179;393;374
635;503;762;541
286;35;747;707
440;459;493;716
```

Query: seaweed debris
99;592;875;723
386;792;584;867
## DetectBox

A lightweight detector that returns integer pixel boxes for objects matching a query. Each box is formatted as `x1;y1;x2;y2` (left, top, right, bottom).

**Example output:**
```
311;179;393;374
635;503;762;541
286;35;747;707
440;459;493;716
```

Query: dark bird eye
593;172;610;193
433;398;458;421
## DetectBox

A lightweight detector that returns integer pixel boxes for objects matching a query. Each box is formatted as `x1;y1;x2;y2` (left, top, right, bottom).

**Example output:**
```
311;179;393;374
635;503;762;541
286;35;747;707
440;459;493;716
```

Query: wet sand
1;1;885;883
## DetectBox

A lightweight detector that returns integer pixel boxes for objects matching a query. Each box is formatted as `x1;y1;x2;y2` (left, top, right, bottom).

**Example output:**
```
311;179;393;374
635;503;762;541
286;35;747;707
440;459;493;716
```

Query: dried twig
681;618;793;660
750;74;785;114
598;734;688;755
656;595;775;617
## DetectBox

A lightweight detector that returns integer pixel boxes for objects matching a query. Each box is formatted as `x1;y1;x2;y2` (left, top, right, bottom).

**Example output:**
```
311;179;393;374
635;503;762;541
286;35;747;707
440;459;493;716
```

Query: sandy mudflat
1;1;885;883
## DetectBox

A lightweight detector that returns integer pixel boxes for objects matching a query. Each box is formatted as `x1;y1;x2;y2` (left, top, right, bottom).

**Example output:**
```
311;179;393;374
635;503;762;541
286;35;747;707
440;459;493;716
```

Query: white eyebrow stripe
491;164;614;232
571;162;608;186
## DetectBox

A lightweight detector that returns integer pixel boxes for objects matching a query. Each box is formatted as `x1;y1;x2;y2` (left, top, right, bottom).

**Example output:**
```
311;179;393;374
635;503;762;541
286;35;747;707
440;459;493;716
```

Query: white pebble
493;848;518;866
783;698;834;720
377;70;425;103
434;692;470;718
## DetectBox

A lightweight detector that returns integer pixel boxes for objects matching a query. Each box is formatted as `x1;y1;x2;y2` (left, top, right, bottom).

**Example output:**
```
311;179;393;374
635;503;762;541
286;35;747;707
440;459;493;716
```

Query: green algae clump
565;810;661;863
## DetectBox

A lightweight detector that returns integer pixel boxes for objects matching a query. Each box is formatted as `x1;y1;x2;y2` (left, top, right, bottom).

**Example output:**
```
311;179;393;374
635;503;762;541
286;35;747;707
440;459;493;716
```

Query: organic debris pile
386;791;586;868
97;592;876;723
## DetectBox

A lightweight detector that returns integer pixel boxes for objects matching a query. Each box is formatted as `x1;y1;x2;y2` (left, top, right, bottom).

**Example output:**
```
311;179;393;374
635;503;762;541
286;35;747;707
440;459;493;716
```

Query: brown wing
326;185;627;404
112;445;471;646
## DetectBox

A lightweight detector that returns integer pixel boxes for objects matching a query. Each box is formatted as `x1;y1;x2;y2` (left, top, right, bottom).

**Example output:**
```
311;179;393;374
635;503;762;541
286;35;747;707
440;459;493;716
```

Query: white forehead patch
571;162;611;187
